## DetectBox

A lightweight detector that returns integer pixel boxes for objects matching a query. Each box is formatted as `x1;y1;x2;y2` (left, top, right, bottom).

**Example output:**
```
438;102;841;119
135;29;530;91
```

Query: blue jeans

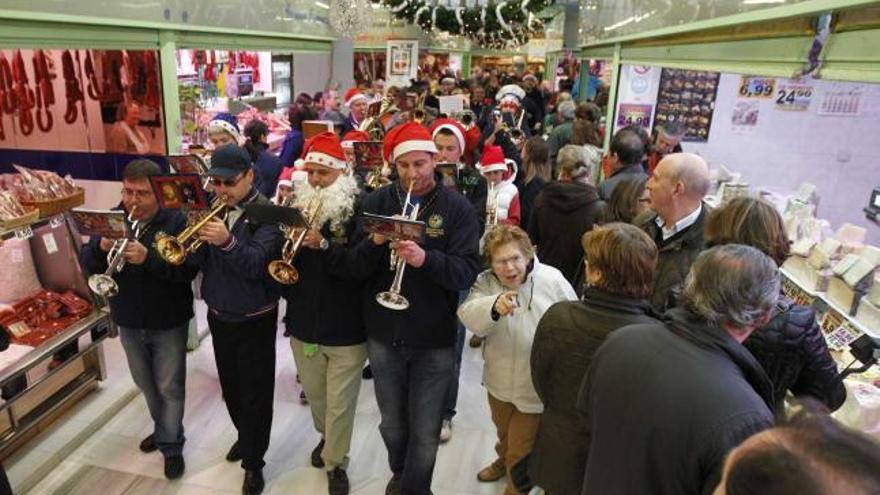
368;339;454;495
443;290;468;421
119;324;188;457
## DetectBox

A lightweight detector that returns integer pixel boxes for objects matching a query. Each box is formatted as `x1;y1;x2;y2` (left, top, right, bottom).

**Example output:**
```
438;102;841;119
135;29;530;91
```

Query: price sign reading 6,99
739;76;776;99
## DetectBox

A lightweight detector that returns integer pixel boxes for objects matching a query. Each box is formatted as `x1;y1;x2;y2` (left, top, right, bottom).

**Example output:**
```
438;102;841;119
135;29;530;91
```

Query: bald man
637;153;711;312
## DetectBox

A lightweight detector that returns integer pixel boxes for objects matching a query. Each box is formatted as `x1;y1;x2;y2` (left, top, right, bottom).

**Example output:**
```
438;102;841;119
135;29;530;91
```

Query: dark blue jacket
346;181;480;349
252;143;284;198
80;207;198;330
283;193;365;346
278;129;304;167
188;189;283;322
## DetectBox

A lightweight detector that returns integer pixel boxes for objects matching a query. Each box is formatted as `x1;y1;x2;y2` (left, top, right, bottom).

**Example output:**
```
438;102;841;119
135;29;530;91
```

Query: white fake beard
293;174;358;233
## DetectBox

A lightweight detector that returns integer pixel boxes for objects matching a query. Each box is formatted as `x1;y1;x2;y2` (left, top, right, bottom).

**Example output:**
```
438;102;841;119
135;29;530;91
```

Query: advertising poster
654;68;720;142
616;103;654;130
386;40;419;89
731;101;760;134
818;84;863;116
775;83;814;112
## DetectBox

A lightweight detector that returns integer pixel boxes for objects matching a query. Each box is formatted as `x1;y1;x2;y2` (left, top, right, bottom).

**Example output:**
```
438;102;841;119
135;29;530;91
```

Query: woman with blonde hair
458;225;576;495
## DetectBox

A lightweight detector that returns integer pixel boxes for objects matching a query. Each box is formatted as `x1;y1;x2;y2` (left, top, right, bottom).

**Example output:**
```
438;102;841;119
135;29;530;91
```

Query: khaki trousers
488;393;542;495
291;338;368;470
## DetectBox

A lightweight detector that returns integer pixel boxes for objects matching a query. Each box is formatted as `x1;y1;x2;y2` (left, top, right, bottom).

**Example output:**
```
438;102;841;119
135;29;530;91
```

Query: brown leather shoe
477;459;506;482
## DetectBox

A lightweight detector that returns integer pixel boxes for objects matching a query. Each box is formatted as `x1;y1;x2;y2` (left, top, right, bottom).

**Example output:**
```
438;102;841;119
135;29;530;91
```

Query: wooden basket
21;187;85;218
0;207;40;231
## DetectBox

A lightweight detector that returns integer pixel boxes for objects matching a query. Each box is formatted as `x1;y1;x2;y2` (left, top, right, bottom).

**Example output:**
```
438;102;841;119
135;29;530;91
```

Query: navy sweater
188;189;283;322
282;194;365;346
80;208;198;330
346;181;480;349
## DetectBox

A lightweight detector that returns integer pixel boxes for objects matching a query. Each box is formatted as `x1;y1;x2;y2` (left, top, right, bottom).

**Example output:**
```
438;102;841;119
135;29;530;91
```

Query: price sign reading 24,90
739;76;776;99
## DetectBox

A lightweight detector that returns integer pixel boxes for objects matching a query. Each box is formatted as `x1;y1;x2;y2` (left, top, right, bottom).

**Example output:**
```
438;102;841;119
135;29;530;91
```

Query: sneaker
300;390;309;405
327;467;349;495
226;440;242;462
439;419;453;443
468;334;484;348
164;455;185;479
139;434;158;453
385;472;402;495
362;365;373;380
311;438;325;468
477;458;506;482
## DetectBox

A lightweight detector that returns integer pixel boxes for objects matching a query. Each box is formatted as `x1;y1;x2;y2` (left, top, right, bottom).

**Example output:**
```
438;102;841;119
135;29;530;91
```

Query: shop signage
738;76;776;99
775;84;813;111
616;103;653;129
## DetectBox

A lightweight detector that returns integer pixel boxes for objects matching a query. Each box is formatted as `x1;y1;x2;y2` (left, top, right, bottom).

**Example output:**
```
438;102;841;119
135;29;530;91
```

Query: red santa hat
383;122;438;163
341;130;369;150
302;132;347;170
344;87;368;107
429;118;465;154
291;158;307;182
522;72;538;83
479;145;512;174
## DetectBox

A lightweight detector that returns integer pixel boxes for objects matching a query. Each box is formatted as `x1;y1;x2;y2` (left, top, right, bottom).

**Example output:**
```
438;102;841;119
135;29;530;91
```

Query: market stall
581;0;880;434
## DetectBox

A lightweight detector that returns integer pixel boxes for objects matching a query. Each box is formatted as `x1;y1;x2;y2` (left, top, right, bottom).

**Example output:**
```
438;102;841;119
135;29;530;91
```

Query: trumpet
268;187;324;285
88;207;140;297
376;180;419;311
485;181;498;230
458;110;477;130
156;195;228;265
360;95;397;141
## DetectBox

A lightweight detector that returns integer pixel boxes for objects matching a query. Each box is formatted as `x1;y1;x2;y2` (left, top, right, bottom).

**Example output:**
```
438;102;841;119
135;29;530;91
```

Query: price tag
49;215;65;228
826;324;862;352
739;76;776;99
14;226;33;240
42;232;58;254
775;84;813;111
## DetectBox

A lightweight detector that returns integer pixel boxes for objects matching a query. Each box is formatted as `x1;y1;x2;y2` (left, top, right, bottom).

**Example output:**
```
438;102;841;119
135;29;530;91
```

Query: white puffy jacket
458;259;577;413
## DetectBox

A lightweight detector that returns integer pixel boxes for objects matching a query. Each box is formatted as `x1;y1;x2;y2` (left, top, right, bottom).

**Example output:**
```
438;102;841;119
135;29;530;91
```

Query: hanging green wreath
376;0;555;48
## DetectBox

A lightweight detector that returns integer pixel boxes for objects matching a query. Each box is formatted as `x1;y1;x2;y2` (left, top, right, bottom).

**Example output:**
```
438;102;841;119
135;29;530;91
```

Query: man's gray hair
681;244;780;329
558;100;576;121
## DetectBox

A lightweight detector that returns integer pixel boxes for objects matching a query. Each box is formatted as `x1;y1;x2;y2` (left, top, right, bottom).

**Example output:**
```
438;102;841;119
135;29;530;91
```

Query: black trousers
208;308;278;470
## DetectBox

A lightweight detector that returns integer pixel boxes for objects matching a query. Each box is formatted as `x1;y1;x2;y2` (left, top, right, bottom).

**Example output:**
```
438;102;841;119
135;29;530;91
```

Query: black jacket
282;194;365;346
528;181;605;288
530;288;658;495
81;208;198;330
516;176;546;230
637;206;708;312
745;296;846;411
457;165;488;236
346;181;480;348
598;164;647;201
252;143;283;199
189;189;283;322
577;307;775;495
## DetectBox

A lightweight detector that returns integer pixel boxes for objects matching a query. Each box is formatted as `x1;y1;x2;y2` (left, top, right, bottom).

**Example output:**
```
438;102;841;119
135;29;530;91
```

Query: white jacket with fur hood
458;259;577;413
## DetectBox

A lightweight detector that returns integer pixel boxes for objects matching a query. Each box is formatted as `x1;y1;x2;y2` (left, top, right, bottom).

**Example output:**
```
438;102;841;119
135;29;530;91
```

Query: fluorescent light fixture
315;1;329;8
743;0;786;4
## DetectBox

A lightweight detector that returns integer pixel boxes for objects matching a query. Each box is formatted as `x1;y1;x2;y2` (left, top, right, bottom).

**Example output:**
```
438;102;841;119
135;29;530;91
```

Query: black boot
242;469;264;495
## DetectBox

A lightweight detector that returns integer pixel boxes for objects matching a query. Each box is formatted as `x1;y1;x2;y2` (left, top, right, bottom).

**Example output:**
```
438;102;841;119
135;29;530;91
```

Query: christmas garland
376;0;554;48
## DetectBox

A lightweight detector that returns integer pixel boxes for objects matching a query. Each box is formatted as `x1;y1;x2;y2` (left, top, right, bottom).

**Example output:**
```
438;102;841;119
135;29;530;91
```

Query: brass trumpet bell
268;259;300;285
376;290;409;310
156;196;228;266
156;235;188;266
88;274;119;298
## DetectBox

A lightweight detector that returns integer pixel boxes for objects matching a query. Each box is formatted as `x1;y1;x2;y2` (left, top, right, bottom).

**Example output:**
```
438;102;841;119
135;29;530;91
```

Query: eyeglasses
121;188;153;199
210;174;244;187
491;254;524;268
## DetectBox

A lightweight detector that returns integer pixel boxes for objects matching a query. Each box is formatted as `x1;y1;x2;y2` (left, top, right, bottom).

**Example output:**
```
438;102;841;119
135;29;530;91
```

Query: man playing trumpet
346;122;481;495
80;159;198;480
280;132;366;495
187;144;283;495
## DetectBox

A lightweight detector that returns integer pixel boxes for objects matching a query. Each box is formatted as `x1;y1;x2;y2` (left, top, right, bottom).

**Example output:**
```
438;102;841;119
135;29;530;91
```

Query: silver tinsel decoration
329;0;371;38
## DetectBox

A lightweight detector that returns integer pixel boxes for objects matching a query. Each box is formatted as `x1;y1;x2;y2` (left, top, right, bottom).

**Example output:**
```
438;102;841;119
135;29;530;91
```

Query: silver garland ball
330;0;371;38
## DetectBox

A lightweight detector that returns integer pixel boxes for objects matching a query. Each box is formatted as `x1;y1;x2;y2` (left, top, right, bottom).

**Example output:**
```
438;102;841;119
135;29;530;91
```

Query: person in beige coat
458;225;577;495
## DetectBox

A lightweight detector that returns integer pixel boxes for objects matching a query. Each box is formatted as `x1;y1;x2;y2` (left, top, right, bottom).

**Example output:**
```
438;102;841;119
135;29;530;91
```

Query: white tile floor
14;302;508;495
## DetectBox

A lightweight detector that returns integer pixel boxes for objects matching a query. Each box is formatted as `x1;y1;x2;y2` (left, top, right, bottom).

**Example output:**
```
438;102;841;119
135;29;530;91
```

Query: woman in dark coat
243;119;283;198
529;223;660;495
705;196;846;411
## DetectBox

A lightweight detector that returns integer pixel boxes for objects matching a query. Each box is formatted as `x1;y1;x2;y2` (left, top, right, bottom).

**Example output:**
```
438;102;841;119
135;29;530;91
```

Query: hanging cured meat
100;50;125;104
84;50;102;100
11;50;35;136
61;50;85;124
143;51;160;110
0;51;13;141
32;49;56;133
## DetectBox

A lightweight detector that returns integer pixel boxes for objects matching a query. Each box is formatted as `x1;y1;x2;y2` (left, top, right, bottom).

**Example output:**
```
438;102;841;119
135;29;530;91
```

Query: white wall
618;64;880;244
293;52;332;96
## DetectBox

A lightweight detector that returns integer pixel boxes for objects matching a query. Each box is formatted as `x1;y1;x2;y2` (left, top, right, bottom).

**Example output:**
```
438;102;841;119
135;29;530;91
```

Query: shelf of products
0;209;111;460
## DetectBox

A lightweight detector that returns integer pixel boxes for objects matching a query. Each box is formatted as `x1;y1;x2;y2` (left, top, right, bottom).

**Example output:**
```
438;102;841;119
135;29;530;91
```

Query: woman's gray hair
558;145;593;182
681;244;781;329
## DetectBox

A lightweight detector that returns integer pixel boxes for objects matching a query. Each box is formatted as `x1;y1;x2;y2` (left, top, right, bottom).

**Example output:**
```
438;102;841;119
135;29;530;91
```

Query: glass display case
0;213;111;459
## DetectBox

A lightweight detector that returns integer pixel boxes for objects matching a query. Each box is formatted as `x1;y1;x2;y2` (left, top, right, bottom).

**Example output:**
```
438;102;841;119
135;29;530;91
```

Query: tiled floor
16;302;507;495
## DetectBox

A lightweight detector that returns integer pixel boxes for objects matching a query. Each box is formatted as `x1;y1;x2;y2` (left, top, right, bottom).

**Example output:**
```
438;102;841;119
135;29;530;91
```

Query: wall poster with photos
653;68;720;142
